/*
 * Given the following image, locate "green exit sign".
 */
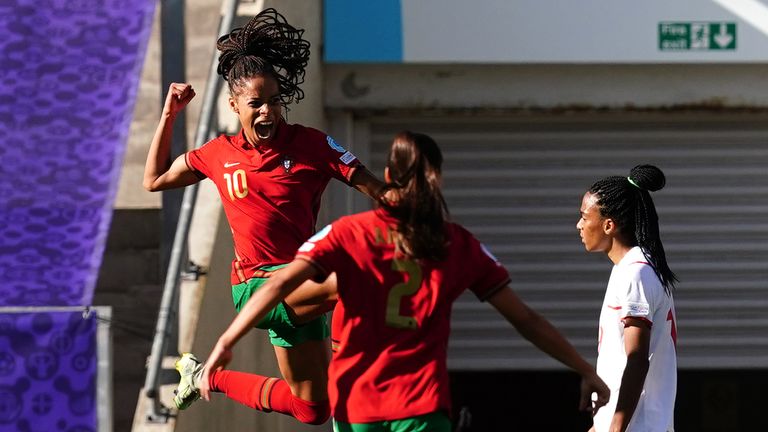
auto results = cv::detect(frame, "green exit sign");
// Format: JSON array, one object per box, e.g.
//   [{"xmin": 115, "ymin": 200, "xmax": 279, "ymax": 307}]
[{"xmin": 659, "ymin": 22, "xmax": 736, "ymax": 51}]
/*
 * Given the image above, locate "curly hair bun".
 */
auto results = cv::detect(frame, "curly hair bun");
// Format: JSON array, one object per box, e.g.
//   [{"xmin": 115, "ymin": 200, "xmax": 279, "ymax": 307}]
[{"xmin": 629, "ymin": 164, "xmax": 666, "ymax": 192}]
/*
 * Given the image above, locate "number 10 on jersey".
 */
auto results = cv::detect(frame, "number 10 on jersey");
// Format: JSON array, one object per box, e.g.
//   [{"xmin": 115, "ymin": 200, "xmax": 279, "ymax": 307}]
[{"xmin": 224, "ymin": 169, "xmax": 248, "ymax": 200}]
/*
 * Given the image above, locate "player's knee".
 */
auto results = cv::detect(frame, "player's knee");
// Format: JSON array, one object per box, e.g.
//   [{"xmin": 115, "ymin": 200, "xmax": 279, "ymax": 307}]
[
  {"xmin": 298, "ymin": 409, "xmax": 330, "ymax": 425},
  {"xmin": 291, "ymin": 396, "xmax": 330, "ymax": 425}
]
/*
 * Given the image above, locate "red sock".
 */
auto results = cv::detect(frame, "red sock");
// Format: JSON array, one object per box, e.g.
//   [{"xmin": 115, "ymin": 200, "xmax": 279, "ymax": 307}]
[
  {"xmin": 209, "ymin": 370, "xmax": 330, "ymax": 424},
  {"xmin": 209, "ymin": 369, "xmax": 279, "ymax": 411},
  {"xmin": 289, "ymin": 393, "xmax": 331, "ymax": 425}
]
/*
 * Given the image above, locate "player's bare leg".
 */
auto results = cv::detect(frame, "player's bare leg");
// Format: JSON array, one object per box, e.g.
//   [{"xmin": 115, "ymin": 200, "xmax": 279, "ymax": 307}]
[
  {"xmin": 273, "ymin": 340, "xmax": 330, "ymax": 401},
  {"xmin": 275, "ymin": 271, "xmax": 336, "ymax": 401}
]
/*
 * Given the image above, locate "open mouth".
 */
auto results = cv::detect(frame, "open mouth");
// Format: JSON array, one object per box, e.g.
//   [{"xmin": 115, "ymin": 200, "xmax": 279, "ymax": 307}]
[{"xmin": 255, "ymin": 121, "xmax": 274, "ymax": 140}]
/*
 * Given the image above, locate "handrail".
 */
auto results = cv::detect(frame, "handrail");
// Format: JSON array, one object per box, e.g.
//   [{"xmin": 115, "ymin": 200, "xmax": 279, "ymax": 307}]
[{"xmin": 143, "ymin": 0, "xmax": 242, "ymax": 422}]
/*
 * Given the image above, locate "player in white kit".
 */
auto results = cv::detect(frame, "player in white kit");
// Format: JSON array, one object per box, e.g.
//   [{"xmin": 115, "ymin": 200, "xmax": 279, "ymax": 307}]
[{"xmin": 577, "ymin": 165, "xmax": 677, "ymax": 432}]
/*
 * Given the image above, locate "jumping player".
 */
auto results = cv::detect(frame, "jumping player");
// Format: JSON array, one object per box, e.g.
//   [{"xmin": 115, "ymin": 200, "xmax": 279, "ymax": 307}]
[
  {"xmin": 143, "ymin": 9, "xmax": 382, "ymax": 424},
  {"xmin": 199, "ymin": 131, "xmax": 610, "ymax": 431},
  {"xmin": 577, "ymin": 165, "xmax": 677, "ymax": 432}
]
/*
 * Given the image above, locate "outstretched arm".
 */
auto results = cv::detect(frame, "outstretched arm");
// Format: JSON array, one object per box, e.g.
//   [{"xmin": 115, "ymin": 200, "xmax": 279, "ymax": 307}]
[
  {"xmin": 200, "ymin": 259, "xmax": 320, "ymax": 400},
  {"xmin": 143, "ymin": 82, "xmax": 201, "ymax": 191},
  {"xmin": 349, "ymin": 166, "xmax": 385, "ymax": 200},
  {"xmin": 608, "ymin": 318, "xmax": 650, "ymax": 432},
  {"xmin": 487, "ymin": 287, "xmax": 610, "ymax": 414}
]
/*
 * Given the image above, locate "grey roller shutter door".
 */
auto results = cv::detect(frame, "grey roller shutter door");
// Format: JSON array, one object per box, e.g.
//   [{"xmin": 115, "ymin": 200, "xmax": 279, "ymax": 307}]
[{"xmin": 362, "ymin": 115, "xmax": 768, "ymax": 370}]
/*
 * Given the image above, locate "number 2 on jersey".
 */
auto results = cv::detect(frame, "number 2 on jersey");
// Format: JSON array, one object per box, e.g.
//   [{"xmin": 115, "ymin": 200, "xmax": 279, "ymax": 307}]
[
  {"xmin": 224, "ymin": 169, "xmax": 248, "ymax": 200},
  {"xmin": 386, "ymin": 259, "xmax": 422, "ymax": 329}
]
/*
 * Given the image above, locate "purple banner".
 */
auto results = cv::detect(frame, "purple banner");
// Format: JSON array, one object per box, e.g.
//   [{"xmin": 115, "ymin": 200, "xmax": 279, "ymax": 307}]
[
  {"xmin": 0, "ymin": 310, "xmax": 98, "ymax": 432},
  {"xmin": 0, "ymin": 0, "xmax": 156, "ymax": 306}
]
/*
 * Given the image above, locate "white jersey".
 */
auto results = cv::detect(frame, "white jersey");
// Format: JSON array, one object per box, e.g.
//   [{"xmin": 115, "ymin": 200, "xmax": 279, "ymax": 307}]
[{"xmin": 593, "ymin": 247, "xmax": 677, "ymax": 432}]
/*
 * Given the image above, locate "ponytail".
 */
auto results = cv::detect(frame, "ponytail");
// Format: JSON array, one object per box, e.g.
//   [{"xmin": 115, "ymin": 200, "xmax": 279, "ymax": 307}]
[
  {"xmin": 590, "ymin": 164, "xmax": 678, "ymax": 293},
  {"xmin": 380, "ymin": 131, "xmax": 449, "ymax": 261}
]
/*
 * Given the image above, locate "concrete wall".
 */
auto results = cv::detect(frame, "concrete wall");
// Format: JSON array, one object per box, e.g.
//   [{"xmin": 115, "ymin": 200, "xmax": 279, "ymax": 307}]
[
  {"xmin": 117, "ymin": 0, "xmax": 221, "ymax": 210},
  {"xmin": 325, "ymin": 64, "xmax": 768, "ymax": 110},
  {"xmin": 93, "ymin": 209, "xmax": 162, "ymax": 432}
]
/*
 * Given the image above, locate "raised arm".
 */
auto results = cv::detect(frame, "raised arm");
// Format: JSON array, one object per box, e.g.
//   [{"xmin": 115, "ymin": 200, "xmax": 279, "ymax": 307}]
[
  {"xmin": 487, "ymin": 286, "xmax": 610, "ymax": 414},
  {"xmin": 143, "ymin": 83, "xmax": 201, "ymax": 191},
  {"xmin": 608, "ymin": 318, "xmax": 650, "ymax": 432},
  {"xmin": 199, "ymin": 259, "xmax": 320, "ymax": 400}
]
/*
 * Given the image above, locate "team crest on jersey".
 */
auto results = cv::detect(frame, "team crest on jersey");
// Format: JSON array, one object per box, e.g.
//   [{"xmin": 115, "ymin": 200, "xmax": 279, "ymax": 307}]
[{"xmin": 282, "ymin": 155, "xmax": 294, "ymax": 173}]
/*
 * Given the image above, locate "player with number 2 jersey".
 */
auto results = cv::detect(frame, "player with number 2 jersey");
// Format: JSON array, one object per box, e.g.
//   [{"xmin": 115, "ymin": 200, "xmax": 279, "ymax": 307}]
[
  {"xmin": 295, "ymin": 208, "xmax": 509, "ymax": 423},
  {"xmin": 201, "ymin": 131, "xmax": 609, "ymax": 431}
]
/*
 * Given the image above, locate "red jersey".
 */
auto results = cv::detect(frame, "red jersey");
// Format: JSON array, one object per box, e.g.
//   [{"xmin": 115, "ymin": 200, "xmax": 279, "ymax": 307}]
[
  {"xmin": 186, "ymin": 120, "xmax": 361, "ymax": 284},
  {"xmin": 295, "ymin": 209, "xmax": 510, "ymax": 423}
]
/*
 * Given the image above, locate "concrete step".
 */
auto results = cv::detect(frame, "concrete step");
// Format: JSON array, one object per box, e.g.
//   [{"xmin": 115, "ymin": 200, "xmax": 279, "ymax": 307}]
[{"xmin": 94, "ymin": 209, "xmax": 163, "ymax": 432}]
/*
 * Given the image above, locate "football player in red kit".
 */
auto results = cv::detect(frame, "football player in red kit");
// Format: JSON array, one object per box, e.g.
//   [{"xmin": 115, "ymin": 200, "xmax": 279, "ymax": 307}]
[
  {"xmin": 143, "ymin": 9, "xmax": 382, "ymax": 424},
  {"xmin": 199, "ymin": 131, "xmax": 609, "ymax": 431}
]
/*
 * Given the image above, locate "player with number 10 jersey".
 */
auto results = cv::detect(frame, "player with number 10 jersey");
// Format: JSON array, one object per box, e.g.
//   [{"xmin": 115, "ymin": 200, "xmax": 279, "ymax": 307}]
[{"xmin": 187, "ymin": 123, "xmax": 361, "ymax": 285}]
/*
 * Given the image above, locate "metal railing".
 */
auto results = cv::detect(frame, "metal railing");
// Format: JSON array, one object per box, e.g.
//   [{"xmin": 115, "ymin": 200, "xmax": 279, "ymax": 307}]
[{"xmin": 143, "ymin": 0, "xmax": 243, "ymax": 422}]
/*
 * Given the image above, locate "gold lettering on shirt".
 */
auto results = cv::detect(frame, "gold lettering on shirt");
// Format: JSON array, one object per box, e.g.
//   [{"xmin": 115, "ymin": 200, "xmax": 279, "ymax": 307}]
[
  {"xmin": 374, "ymin": 226, "xmax": 395, "ymax": 245},
  {"xmin": 223, "ymin": 169, "xmax": 249, "ymax": 200}
]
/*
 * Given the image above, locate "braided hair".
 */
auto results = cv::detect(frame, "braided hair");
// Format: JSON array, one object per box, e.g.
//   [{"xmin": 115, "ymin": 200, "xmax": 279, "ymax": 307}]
[
  {"xmin": 216, "ymin": 8, "xmax": 310, "ymax": 105},
  {"xmin": 379, "ymin": 131, "xmax": 450, "ymax": 261},
  {"xmin": 589, "ymin": 164, "xmax": 677, "ymax": 293}
]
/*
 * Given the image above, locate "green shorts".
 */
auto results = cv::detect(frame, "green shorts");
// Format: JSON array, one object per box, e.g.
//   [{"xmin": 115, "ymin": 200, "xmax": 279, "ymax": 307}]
[
  {"xmin": 232, "ymin": 264, "xmax": 329, "ymax": 347},
  {"xmin": 332, "ymin": 412, "xmax": 451, "ymax": 432}
]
